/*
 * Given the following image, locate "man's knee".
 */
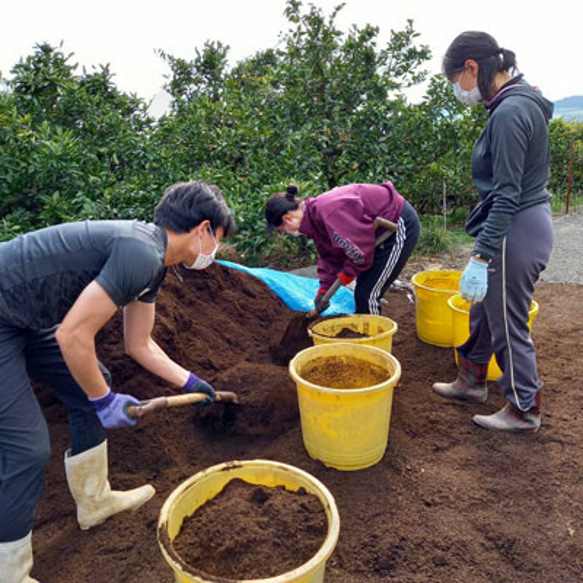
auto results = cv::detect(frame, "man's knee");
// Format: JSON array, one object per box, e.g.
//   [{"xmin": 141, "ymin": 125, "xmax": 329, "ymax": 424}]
[{"xmin": 16, "ymin": 427, "xmax": 51, "ymax": 474}]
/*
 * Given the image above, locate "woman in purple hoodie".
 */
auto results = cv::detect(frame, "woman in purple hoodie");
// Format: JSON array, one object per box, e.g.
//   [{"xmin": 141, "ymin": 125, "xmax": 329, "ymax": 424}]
[{"xmin": 265, "ymin": 182, "xmax": 420, "ymax": 315}]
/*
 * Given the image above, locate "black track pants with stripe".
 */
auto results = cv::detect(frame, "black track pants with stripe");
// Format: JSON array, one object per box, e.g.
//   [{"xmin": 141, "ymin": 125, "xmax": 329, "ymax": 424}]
[{"xmin": 354, "ymin": 201, "xmax": 420, "ymax": 315}]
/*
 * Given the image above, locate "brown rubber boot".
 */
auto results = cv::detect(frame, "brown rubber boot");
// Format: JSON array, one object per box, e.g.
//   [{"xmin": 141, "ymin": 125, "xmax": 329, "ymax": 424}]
[
  {"xmin": 473, "ymin": 393, "xmax": 541, "ymax": 433},
  {"xmin": 432, "ymin": 355, "xmax": 488, "ymax": 403}
]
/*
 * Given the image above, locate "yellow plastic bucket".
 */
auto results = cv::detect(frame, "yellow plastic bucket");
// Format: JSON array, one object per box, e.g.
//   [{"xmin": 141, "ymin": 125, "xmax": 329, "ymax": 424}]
[
  {"xmin": 158, "ymin": 459, "xmax": 340, "ymax": 583},
  {"xmin": 289, "ymin": 343, "xmax": 402, "ymax": 471},
  {"xmin": 448, "ymin": 293, "xmax": 540, "ymax": 381},
  {"xmin": 411, "ymin": 270, "xmax": 462, "ymax": 347},
  {"xmin": 308, "ymin": 314, "xmax": 398, "ymax": 353}
]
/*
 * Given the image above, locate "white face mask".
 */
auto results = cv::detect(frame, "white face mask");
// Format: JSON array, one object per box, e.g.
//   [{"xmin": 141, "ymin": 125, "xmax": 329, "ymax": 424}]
[
  {"xmin": 183, "ymin": 228, "xmax": 219, "ymax": 270},
  {"xmin": 454, "ymin": 69, "xmax": 483, "ymax": 106}
]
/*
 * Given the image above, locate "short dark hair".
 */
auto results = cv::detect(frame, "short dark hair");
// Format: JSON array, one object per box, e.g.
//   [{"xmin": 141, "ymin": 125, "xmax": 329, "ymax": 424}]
[
  {"xmin": 442, "ymin": 31, "xmax": 517, "ymax": 100},
  {"xmin": 154, "ymin": 181, "xmax": 236, "ymax": 236},
  {"xmin": 264, "ymin": 184, "xmax": 300, "ymax": 228}
]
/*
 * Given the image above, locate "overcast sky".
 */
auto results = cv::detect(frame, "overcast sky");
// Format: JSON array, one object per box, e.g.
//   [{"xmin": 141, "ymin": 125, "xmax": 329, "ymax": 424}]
[{"xmin": 2, "ymin": 0, "xmax": 582, "ymax": 107}]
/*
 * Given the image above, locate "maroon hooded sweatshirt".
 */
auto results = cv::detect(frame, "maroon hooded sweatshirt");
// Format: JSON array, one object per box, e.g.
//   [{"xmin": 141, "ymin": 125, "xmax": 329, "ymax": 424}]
[{"xmin": 298, "ymin": 182, "xmax": 404, "ymax": 291}]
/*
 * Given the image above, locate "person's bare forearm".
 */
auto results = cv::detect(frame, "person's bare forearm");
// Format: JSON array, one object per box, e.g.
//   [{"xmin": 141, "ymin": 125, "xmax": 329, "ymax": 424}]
[
  {"xmin": 127, "ymin": 337, "xmax": 189, "ymax": 387},
  {"xmin": 56, "ymin": 329, "xmax": 109, "ymax": 399}
]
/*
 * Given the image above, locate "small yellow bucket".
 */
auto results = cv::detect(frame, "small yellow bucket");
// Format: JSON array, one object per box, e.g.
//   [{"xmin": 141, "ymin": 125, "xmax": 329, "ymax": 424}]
[
  {"xmin": 158, "ymin": 460, "xmax": 340, "ymax": 583},
  {"xmin": 448, "ymin": 293, "xmax": 540, "ymax": 381},
  {"xmin": 289, "ymin": 343, "xmax": 402, "ymax": 471},
  {"xmin": 308, "ymin": 314, "xmax": 398, "ymax": 353},
  {"xmin": 411, "ymin": 270, "xmax": 462, "ymax": 347}
]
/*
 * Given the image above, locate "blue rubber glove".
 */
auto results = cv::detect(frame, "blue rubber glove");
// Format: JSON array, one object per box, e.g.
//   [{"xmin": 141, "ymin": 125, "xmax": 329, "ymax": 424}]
[
  {"xmin": 90, "ymin": 389, "xmax": 139, "ymax": 429},
  {"xmin": 183, "ymin": 372, "xmax": 216, "ymax": 407},
  {"xmin": 460, "ymin": 257, "xmax": 489, "ymax": 302}
]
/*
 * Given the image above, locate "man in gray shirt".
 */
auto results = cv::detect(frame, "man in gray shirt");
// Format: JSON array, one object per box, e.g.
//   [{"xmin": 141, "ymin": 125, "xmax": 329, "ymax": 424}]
[{"xmin": 0, "ymin": 180, "xmax": 236, "ymax": 582}]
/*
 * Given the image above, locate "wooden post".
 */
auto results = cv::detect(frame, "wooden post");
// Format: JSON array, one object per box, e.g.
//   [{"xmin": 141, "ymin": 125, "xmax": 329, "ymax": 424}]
[
  {"xmin": 566, "ymin": 139, "xmax": 574, "ymax": 214},
  {"xmin": 442, "ymin": 180, "xmax": 447, "ymax": 230}
]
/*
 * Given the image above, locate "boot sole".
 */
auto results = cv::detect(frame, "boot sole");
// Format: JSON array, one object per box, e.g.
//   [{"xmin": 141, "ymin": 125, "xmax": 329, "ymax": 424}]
[{"xmin": 472, "ymin": 416, "xmax": 541, "ymax": 432}]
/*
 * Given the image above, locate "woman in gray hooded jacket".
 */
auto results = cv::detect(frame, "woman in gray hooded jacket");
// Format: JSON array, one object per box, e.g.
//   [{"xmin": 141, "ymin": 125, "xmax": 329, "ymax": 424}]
[{"xmin": 432, "ymin": 31, "xmax": 554, "ymax": 433}]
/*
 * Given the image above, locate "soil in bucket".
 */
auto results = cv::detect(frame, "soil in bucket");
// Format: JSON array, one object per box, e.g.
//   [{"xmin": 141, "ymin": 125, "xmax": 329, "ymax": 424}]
[
  {"xmin": 171, "ymin": 478, "xmax": 328, "ymax": 579},
  {"xmin": 301, "ymin": 355, "xmax": 390, "ymax": 389},
  {"xmin": 326, "ymin": 327, "xmax": 368, "ymax": 339}
]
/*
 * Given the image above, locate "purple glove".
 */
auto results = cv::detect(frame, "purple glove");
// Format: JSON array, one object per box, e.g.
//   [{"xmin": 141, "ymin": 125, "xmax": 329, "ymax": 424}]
[
  {"xmin": 90, "ymin": 389, "xmax": 139, "ymax": 429},
  {"xmin": 183, "ymin": 372, "xmax": 216, "ymax": 407}
]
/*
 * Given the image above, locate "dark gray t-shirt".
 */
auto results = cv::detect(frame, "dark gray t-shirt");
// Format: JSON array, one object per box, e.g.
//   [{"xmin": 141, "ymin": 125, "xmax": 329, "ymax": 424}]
[{"xmin": 0, "ymin": 220, "xmax": 168, "ymax": 329}]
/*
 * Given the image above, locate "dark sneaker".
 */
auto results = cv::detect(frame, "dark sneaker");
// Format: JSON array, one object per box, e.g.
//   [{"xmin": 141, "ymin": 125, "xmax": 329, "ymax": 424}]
[{"xmin": 472, "ymin": 403, "xmax": 541, "ymax": 433}]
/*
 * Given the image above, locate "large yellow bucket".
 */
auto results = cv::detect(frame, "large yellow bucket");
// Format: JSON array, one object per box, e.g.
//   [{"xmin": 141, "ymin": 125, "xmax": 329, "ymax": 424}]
[
  {"xmin": 158, "ymin": 460, "xmax": 340, "ymax": 583},
  {"xmin": 411, "ymin": 270, "xmax": 462, "ymax": 347},
  {"xmin": 448, "ymin": 293, "xmax": 540, "ymax": 381},
  {"xmin": 289, "ymin": 343, "xmax": 402, "ymax": 471},
  {"xmin": 308, "ymin": 314, "xmax": 398, "ymax": 353}
]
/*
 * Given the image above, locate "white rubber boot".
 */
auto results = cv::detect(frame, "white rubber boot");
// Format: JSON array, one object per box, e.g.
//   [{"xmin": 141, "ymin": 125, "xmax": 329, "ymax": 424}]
[
  {"xmin": 0, "ymin": 532, "xmax": 39, "ymax": 583},
  {"xmin": 65, "ymin": 440, "xmax": 155, "ymax": 530}
]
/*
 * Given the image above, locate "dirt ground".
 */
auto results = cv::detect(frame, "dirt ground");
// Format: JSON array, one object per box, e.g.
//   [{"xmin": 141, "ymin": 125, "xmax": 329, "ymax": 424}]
[{"xmin": 32, "ymin": 262, "xmax": 583, "ymax": 582}]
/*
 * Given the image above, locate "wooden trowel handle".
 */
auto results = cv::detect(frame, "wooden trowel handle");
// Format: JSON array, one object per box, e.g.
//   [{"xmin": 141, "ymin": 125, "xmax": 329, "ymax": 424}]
[
  {"xmin": 374, "ymin": 217, "xmax": 398, "ymax": 232},
  {"xmin": 166, "ymin": 391, "xmax": 239, "ymax": 405},
  {"xmin": 126, "ymin": 391, "xmax": 239, "ymax": 419},
  {"xmin": 374, "ymin": 217, "xmax": 398, "ymax": 247}
]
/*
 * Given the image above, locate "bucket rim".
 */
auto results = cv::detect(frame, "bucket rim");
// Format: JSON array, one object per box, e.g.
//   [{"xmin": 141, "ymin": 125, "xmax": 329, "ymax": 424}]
[
  {"xmin": 411, "ymin": 269, "xmax": 461, "ymax": 293},
  {"xmin": 158, "ymin": 459, "xmax": 341, "ymax": 583},
  {"xmin": 447, "ymin": 293, "xmax": 540, "ymax": 316},
  {"xmin": 447, "ymin": 293, "xmax": 472, "ymax": 315},
  {"xmin": 308, "ymin": 314, "xmax": 398, "ymax": 343},
  {"xmin": 289, "ymin": 342, "xmax": 402, "ymax": 395}
]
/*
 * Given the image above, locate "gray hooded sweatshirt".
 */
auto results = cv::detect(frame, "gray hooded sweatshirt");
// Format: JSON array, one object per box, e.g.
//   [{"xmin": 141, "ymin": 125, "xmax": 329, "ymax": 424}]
[{"xmin": 466, "ymin": 75, "xmax": 554, "ymax": 260}]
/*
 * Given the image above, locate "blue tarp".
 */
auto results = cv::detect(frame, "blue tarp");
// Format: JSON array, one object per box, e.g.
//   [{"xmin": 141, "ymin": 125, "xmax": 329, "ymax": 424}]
[{"xmin": 218, "ymin": 260, "xmax": 355, "ymax": 315}]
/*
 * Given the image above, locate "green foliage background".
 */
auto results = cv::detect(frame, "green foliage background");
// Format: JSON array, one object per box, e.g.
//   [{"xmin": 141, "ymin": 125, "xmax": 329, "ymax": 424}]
[{"xmin": 1, "ymin": 1, "xmax": 581, "ymax": 264}]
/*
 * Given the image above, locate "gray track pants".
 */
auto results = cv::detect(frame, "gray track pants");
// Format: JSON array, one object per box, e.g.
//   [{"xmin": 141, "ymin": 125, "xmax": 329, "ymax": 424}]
[{"xmin": 457, "ymin": 202, "xmax": 554, "ymax": 410}]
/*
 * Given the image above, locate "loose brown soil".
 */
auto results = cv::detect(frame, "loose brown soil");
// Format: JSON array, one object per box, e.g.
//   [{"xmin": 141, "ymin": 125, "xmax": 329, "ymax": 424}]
[
  {"xmin": 269, "ymin": 311, "xmax": 315, "ymax": 365},
  {"xmin": 31, "ymin": 263, "xmax": 583, "ymax": 582},
  {"xmin": 301, "ymin": 356, "xmax": 390, "ymax": 388},
  {"xmin": 172, "ymin": 479, "xmax": 327, "ymax": 579}
]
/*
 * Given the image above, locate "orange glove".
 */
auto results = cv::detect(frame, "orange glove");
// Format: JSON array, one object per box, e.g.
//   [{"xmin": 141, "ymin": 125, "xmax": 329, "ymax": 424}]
[{"xmin": 337, "ymin": 272, "xmax": 355, "ymax": 286}]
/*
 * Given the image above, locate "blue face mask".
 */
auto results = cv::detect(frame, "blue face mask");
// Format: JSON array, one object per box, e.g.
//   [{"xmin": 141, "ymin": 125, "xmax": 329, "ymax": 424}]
[{"xmin": 454, "ymin": 69, "xmax": 483, "ymax": 106}]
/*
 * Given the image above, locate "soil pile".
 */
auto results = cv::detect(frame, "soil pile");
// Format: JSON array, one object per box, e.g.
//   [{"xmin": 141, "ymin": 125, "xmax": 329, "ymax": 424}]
[
  {"xmin": 172, "ymin": 479, "xmax": 327, "ymax": 579},
  {"xmin": 31, "ymin": 264, "xmax": 583, "ymax": 583},
  {"xmin": 97, "ymin": 264, "xmax": 300, "ymax": 438}
]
